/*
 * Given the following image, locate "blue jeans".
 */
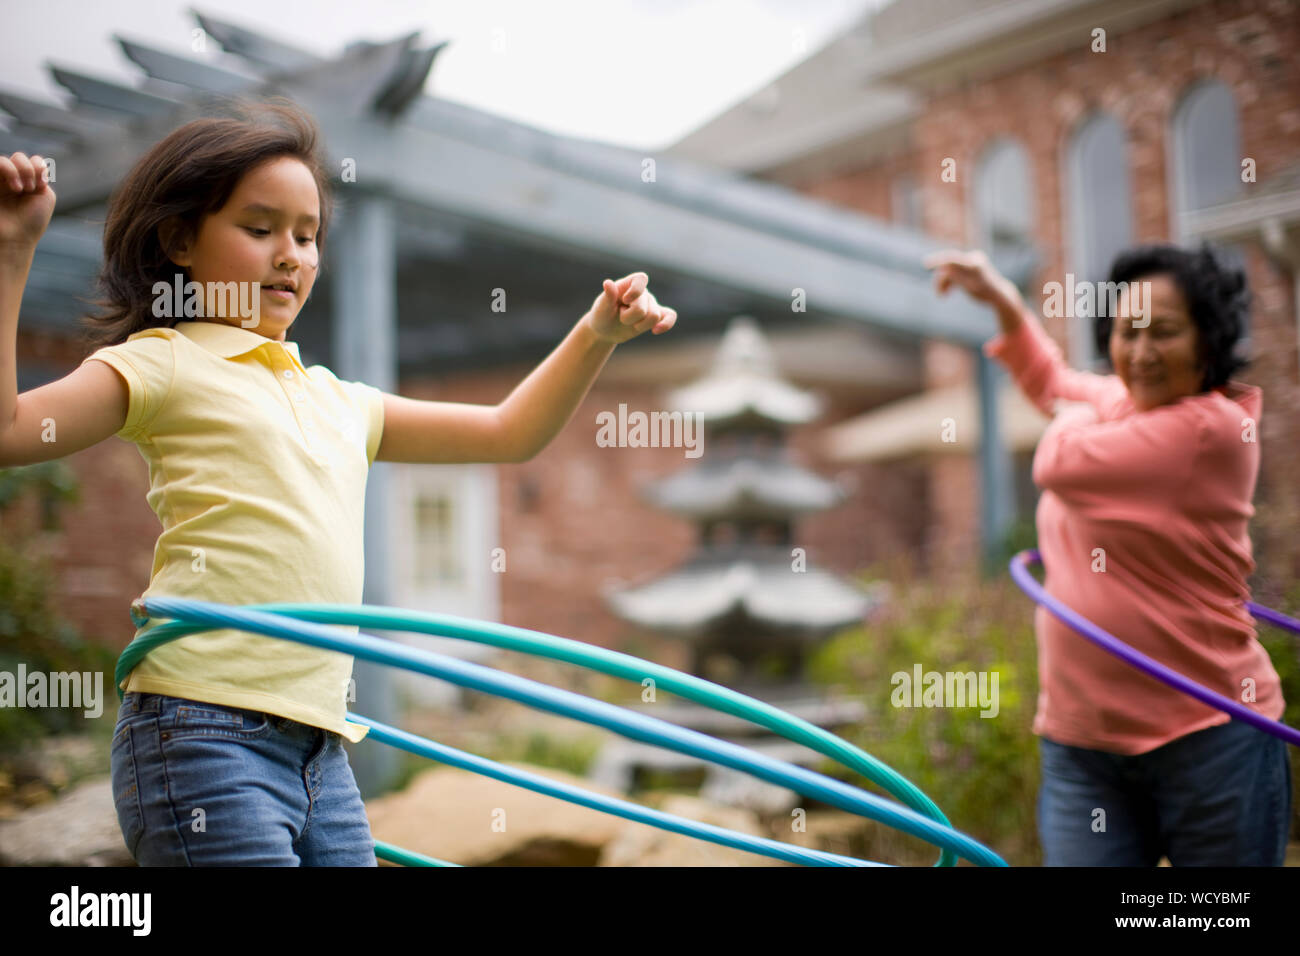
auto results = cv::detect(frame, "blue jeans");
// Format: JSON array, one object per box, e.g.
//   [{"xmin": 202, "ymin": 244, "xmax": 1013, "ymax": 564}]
[
  {"xmin": 1037, "ymin": 719, "xmax": 1292, "ymax": 866},
  {"xmin": 111, "ymin": 692, "xmax": 377, "ymax": 866}
]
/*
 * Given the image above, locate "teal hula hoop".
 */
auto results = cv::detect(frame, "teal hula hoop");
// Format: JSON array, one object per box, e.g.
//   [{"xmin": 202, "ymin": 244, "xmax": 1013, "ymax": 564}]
[{"xmin": 116, "ymin": 597, "xmax": 1008, "ymax": 867}]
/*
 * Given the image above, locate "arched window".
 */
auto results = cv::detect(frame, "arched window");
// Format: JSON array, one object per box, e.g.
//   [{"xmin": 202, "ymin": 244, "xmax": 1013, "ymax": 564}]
[
  {"xmin": 972, "ymin": 138, "xmax": 1036, "ymax": 292},
  {"xmin": 1171, "ymin": 79, "xmax": 1243, "ymax": 233},
  {"xmin": 1065, "ymin": 113, "xmax": 1134, "ymax": 368},
  {"xmin": 1169, "ymin": 78, "xmax": 1248, "ymax": 341}
]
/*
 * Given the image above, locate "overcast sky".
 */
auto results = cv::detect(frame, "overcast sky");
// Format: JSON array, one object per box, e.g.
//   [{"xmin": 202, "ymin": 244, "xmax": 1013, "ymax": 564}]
[{"xmin": 0, "ymin": 0, "xmax": 883, "ymax": 149}]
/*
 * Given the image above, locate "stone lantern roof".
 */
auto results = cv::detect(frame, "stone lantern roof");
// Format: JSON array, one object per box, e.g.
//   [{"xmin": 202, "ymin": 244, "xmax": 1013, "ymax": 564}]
[
  {"xmin": 604, "ymin": 545, "xmax": 873, "ymax": 636},
  {"xmin": 645, "ymin": 451, "xmax": 846, "ymax": 522},
  {"xmin": 666, "ymin": 317, "xmax": 822, "ymax": 428}
]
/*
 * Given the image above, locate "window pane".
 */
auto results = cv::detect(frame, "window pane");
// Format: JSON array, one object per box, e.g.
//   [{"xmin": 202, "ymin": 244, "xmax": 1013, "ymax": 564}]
[
  {"xmin": 1175, "ymin": 81, "xmax": 1242, "ymax": 213},
  {"xmin": 415, "ymin": 493, "xmax": 462, "ymax": 587},
  {"xmin": 974, "ymin": 139, "xmax": 1036, "ymax": 288},
  {"xmin": 976, "ymin": 140, "xmax": 1033, "ymax": 246},
  {"xmin": 1067, "ymin": 114, "xmax": 1134, "ymax": 366}
]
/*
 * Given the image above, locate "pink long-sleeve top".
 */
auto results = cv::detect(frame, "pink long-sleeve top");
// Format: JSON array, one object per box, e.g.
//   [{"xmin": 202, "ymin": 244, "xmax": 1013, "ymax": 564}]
[{"xmin": 983, "ymin": 311, "xmax": 1284, "ymax": 755}]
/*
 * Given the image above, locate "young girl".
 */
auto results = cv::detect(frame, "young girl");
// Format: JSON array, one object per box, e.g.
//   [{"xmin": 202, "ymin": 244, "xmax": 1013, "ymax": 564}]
[{"xmin": 0, "ymin": 99, "xmax": 677, "ymax": 866}]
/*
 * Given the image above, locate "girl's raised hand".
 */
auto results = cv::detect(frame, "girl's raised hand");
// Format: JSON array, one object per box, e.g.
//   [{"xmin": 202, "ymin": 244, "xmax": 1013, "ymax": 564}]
[
  {"xmin": 585, "ymin": 271, "xmax": 678, "ymax": 345},
  {"xmin": 0, "ymin": 152, "xmax": 56, "ymax": 252}
]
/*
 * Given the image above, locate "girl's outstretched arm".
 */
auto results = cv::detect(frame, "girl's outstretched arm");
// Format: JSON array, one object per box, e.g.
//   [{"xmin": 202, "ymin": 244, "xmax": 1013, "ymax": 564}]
[
  {"xmin": 374, "ymin": 272, "xmax": 676, "ymax": 464},
  {"xmin": 0, "ymin": 153, "xmax": 129, "ymax": 468}
]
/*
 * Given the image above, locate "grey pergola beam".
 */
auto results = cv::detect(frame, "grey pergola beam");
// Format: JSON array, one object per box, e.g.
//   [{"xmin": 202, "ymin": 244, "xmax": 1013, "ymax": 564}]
[
  {"xmin": 39, "ymin": 28, "xmax": 429, "ymax": 207},
  {"xmin": 49, "ymin": 65, "xmax": 182, "ymax": 118},
  {"xmin": 27, "ymin": 218, "xmax": 102, "ymax": 260},
  {"xmin": 976, "ymin": 352, "xmax": 1015, "ymax": 569},
  {"xmin": 0, "ymin": 127, "xmax": 70, "ymax": 156},
  {"xmin": 329, "ymin": 195, "xmax": 400, "ymax": 796},
  {"xmin": 257, "ymin": 33, "xmax": 434, "ymax": 117},
  {"xmin": 406, "ymin": 97, "xmax": 944, "ymax": 280},
  {"xmin": 193, "ymin": 12, "xmax": 323, "ymax": 71},
  {"xmin": 370, "ymin": 39, "xmax": 448, "ymax": 117},
  {"xmin": 116, "ymin": 36, "xmax": 263, "ymax": 95},
  {"xmin": 306, "ymin": 112, "xmax": 997, "ymax": 345},
  {"xmin": 0, "ymin": 90, "xmax": 121, "ymax": 140}
]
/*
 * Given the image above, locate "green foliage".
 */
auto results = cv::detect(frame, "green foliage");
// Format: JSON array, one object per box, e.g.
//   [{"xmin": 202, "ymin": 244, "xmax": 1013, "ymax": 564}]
[
  {"xmin": 383, "ymin": 728, "xmax": 602, "ymax": 797},
  {"xmin": 981, "ymin": 516, "xmax": 1040, "ymax": 578},
  {"xmin": 1256, "ymin": 582, "xmax": 1300, "ymax": 840},
  {"xmin": 499, "ymin": 730, "xmax": 601, "ymax": 778},
  {"xmin": 0, "ymin": 464, "xmax": 114, "ymax": 754},
  {"xmin": 0, "ymin": 460, "xmax": 79, "ymax": 525},
  {"xmin": 382, "ymin": 747, "xmax": 430, "ymax": 796},
  {"xmin": 807, "ymin": 574, "xmax": 1043, "ymax": 865}
]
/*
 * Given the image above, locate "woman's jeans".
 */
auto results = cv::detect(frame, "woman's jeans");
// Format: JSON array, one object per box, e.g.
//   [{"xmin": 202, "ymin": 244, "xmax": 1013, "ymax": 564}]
[
  {"xmin": 1038, "ymin": 719, "xmax": 1292, "ymax": 866},
  {"xmin": 111, "ymin": 691, "xmax": 377, "ymax": 866}
]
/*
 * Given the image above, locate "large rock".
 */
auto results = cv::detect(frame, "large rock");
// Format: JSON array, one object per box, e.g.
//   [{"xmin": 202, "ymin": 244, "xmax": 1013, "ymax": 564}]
[
  {"xmin": 365, "ymin": 763, "xmax": 629, "ymax": 866},
  {"xmin": 782, "ymin": 808, "xmax": 950, "ymax": 866},
  {"xmin": 600, "ymin": 794, "xmax": 786, "ymax": 866},
  {"xmin": 0, "ymin": 777, "xmax": 134, "ymax": 867}
]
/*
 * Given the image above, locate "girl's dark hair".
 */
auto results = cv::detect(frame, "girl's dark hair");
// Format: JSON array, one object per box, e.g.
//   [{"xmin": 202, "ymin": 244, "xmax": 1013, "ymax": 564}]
[
  {"xmin": 1093, "ymin": 241, "xmax": 1250, "ymax": 391},
  {"xmin": 80, "ymin": 97, "xmax": 334, "ymax": 351}
]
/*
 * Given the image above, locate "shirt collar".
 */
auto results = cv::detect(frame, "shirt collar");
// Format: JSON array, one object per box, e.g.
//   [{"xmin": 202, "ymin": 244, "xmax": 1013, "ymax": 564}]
[{"xmin": 173, "ymin": 321, "xmax": 309, "ymax": 377}]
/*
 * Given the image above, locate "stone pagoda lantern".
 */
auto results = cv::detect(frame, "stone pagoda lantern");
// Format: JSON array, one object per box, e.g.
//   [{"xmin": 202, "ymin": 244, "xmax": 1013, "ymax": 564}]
[{"xmin": 604, "ymin": 316, "xmax": 875, "ymax": 688}]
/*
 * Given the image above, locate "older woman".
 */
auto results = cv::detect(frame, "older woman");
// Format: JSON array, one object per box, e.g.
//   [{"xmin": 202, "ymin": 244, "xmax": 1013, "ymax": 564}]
[{"xmin": 926, "ymin": 243, "xmax": 1290, "ymax": 866}]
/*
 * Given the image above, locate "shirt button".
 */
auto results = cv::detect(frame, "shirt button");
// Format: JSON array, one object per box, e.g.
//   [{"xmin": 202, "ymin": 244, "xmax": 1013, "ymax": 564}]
[
  {"xmin": 294, "ymin": 391, "xmax": 306, "ymax": 402},
  {"xmin": 282, "ymin": 370, "xmax": 294, "ymax": 379}
]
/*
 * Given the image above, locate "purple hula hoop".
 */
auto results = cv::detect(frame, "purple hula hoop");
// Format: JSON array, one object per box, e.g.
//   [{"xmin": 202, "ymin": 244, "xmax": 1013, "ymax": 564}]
[{"xmin": 1009, "ymin": 548, "xmax": 1300, "ymax": 748}]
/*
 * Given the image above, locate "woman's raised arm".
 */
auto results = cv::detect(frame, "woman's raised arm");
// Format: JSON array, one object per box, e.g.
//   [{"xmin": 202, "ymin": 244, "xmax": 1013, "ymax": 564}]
[{"xmin": 924, "ymin": 249, "xmax": 1118, "ymax": 416}]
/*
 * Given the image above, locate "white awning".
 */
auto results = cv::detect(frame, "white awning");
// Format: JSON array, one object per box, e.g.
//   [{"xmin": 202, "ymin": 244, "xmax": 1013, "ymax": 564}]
[{"xmin": 822, "ymin": 384, "xmax": 1049, "ymax": 461}]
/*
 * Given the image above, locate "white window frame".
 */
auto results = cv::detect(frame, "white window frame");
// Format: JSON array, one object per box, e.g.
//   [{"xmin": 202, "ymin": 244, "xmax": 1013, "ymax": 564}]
[{"xmin": 389, "ymin": 463, "xmax": 502, "ymax": 706}]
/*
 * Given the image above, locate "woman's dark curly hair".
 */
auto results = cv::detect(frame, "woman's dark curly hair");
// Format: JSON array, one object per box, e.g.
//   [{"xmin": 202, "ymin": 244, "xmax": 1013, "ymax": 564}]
[{"xmin": 1093, "ymin": 241, "xmax": 1250, "ymax": 391}]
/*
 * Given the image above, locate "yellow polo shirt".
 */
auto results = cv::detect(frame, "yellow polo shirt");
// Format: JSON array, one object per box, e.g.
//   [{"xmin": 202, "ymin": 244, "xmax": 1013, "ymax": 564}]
[{"xmin": 82, "ymin": 320, "xmax": 385, "ymax": 742}]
